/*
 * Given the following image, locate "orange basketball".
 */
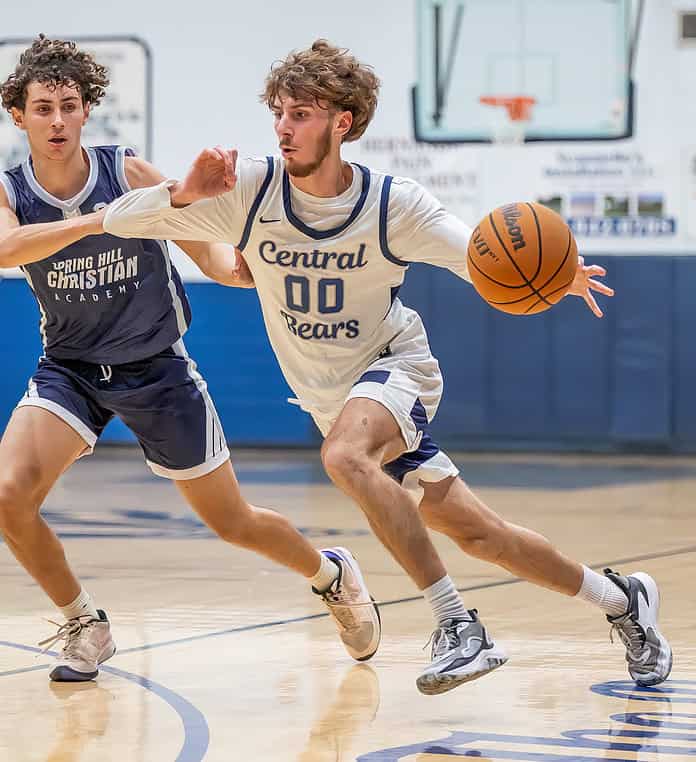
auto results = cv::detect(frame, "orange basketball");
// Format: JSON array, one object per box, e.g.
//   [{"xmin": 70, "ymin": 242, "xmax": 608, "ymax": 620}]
[{"xmin": 466, "ymin": 202, "xmax": 578, "ymax": 315}]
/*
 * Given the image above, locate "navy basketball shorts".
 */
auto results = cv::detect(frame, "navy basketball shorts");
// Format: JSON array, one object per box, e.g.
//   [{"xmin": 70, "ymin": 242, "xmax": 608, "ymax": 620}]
[{"xmin": 16, "ymin": 339, "xmax": 229, "ymax": 480}]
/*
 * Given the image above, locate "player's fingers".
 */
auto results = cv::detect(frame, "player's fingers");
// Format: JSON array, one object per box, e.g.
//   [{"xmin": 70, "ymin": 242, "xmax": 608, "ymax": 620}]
[
  {"xmin": 584, "ymin": 265, "xmax": 606, "ymax": 277},
  {"xmin": 584, "ymin": 291, "xmax": 603, "ymax": 318},
  {"xmin": 577, "ymin": 255, "xmax": 585, "ymax": 267},
  {"xmin": 588, "ymin": 279, "xmax": 614, "ymax": 296}
]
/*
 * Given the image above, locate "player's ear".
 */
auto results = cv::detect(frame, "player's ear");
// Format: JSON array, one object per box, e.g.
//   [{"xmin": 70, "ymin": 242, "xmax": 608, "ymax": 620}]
[
  {"xmin": 335, "ymin": 110, "xmax": 353, "ymax": 140},
  {"xmin": 82, "ymin": 101, "xmax": 90, "ymax": 126},
  {"xmin": 11, "ymin": 106, "xmax": 25, "ymax": 131}
]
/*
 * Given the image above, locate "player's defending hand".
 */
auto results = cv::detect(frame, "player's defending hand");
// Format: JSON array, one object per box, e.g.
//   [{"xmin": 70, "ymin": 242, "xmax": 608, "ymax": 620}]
[
  {"xmin": 566, "ymin": 255, "xmax": 615, "ymax": 318},
  {"xmin": 169, "ymin": 147, "xmax": 237, "ymax": 208}
]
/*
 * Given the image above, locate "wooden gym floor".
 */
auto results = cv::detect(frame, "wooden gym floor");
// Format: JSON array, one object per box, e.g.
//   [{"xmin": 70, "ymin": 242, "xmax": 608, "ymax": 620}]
[{"xmin": 0, "ymin": 447, "xmax": 694, "ymax": 761}]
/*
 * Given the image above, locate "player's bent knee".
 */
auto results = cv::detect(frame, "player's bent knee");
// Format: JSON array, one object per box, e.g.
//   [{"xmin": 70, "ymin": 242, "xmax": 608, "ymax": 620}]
[
  {"xmin": 321, "ymin": 440, "xmax": 374, "ymax": 487},
  {"xmin": 0, "ymin": 477, "xmax": 42, "ymax": 533}
]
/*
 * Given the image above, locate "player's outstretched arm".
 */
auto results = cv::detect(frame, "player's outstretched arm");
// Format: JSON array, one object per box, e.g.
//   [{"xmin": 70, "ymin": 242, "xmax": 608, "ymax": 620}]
[
  {"xmin": 123, "ymin": 155, "xmax": 252, "ymax": 287},
  {"xmin": 168, "ymin": 147, "xmax": 237, "ymax": 207},
  {"xmin": 0, "ymin": 184, "xmax": 103, "ymax": 269},
  {"xmin": 104, "ymin": 149, "xmax": 242, "ymax": 245},
  {"xmin": 564, "ymin": 255, "xmax": 614, "ymax": 318}
]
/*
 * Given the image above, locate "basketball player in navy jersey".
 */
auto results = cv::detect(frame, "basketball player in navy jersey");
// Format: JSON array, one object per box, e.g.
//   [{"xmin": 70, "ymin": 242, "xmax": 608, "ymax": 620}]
[
  {"xmin": 0, "ymin": 36, "xmax": 381, "ymax": 683},
  {"xmin": 104, "ymin": 40, "xmax": 673, "ymax": 695}
]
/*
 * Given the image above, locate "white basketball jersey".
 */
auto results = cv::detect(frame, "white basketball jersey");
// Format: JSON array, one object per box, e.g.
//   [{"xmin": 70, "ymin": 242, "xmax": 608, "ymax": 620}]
[{"xmin": 104, "ymin": 156, "xmax": 473, "ymax": 411}]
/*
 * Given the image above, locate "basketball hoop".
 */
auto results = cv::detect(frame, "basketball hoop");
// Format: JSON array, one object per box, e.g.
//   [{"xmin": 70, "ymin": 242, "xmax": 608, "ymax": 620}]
[{"xmin": 479, "ymin": 95, "xmax": 536, "ymax": 145}]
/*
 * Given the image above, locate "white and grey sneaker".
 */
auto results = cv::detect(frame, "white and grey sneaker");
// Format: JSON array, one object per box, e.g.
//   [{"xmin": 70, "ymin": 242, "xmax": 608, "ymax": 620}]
[
  {"xmin": 315, "ymin": 547, "xmax": 381, "ymax": 662},
  {"xmin": 40, "ymin": 610, "xmax": 116, "ymax": 682},
  {"xmin": 604, "ymin": 569, "xmax": 673, "ymax": 686},
  {"xmin": 416, "ymin": 610, "xmax": 507, "ymax": 695}
]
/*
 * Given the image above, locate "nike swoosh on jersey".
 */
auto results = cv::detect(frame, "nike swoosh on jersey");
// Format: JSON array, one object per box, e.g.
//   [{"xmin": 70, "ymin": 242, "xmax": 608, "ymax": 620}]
[{"xmin": 259, "ymin": 216, "xmax": 281, "ymax": 223}]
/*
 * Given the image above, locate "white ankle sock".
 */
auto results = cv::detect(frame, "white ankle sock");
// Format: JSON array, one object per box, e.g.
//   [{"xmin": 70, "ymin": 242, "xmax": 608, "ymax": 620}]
[
  {"xmin": 310, "ymin": 552, "xmax": 340, "ymax": 593},
  {"xmin": 60, "ymin": 588, "xmax": 99, "ymax": 621},
  {"xmin": 423, "ymin": 575, "xmax": 470, "ymax": 627},
  {"xmin": 576, "ymin": 565, "xmax": 629, "ymax": 616}
]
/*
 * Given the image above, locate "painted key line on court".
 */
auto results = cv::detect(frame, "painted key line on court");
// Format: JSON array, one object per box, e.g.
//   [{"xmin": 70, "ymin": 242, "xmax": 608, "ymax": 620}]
[
  {"xmin": 360, "ymin": 681, "xmax": 696, "ymax": 761},
  {"xmin": 0, "ymin": 639, "xmax": 210, "ymax": 762},
  {"xmin": 1, "ymin": 543, "xmax": 694, "ymax": 676}
]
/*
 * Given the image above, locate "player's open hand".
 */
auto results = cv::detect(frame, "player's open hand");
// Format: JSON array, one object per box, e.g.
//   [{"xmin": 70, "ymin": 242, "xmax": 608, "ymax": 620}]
[
  {"xmin": 171, "ymin": 147, "xmax": 237, "ymax": 207},
  {"xmin": 566, "ymin": 255, "xmax": 614, "ymax": 318}
]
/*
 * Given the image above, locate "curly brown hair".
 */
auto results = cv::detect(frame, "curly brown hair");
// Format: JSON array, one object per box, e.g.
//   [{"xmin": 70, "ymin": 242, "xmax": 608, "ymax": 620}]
[
  {"xmin": 1, "ymin": 34, "xmax": 109, "ymax": 112},
  {"xmin": 261, "ymin": 40, "xmax": 380, "ymax": 142}
]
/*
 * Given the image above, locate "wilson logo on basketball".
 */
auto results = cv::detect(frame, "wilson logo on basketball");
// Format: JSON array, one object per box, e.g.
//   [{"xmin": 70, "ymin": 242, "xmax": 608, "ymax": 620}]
[{"xmin": 501, "ymin": 203, "xmax": 526, "ymax": 250}]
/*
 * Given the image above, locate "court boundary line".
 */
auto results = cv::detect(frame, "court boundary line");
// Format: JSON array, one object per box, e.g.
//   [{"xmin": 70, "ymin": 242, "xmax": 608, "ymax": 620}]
[
  {"xmin": 1, "ymin": 543, "xmax": 693, "ymax": 671},
  {"xmin": 116, "ymin": 543, "xmax": 696, "ymax": 654},
  {"xmin": 0, "ymin": 640, "xmax": 209, "ymax": 762}
]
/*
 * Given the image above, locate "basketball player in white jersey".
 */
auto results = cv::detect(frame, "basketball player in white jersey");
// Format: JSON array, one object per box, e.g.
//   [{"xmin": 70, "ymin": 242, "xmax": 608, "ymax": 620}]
[
  {"xmin": 0, "ymin": 36, "xmax": 380, "ymax": 684},
  {"xmin": 103, "ymin": 40, "xmax": 672, "ymax": 693}
]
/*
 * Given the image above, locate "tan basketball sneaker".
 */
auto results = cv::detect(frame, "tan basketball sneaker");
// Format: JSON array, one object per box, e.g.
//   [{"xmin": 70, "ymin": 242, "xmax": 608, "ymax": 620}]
[
  {"xmin": 314, "ymin": 547, "xmax": 381, "ymax": 661},
  {"xmin": 39, "ymin": 610, "xmax": 116, "ymax": 682}
]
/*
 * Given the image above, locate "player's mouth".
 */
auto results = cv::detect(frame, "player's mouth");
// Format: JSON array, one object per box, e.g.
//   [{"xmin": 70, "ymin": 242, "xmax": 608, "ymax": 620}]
[
  {"xmin": 280, "ymin": 145, "xmax": 297, "ymax": 157},
  {"xmin": 48, "ymin": 136, "xmax": 68, "ymax": 145}
]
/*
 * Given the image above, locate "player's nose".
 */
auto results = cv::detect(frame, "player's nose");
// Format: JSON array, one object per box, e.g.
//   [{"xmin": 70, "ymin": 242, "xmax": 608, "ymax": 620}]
[{"xmin": 275, "ymin": 114, "xmax": 292, "ymax": 136}]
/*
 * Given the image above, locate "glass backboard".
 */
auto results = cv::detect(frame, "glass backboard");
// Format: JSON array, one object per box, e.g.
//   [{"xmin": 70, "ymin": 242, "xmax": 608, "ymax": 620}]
[{"xmin": 412, "ymin": 0, "xmax": 643, "ymax": 143}]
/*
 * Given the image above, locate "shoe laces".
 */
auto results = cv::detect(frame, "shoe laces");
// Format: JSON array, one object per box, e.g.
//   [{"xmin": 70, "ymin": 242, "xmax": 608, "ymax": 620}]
[
  {"xmin": 321, "ymin": 584, "xmax": 362, "ymax": 631},
  {"xmin": 609, "ymin": 615, "xmax": 649, "ymax": 662},
  {"xmin": 38, "ymin": 616, "xmax": 94, "ymax": 657},
  {"xmin": 423, "ymin": 619, "xmax": 470, "ymax": 659}
]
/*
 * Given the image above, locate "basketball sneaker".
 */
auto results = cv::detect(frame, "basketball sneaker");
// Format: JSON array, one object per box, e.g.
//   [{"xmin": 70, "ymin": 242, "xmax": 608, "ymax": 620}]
[
  {"xmin": 416, "ymin": 610, "xmax": 507, "ymax": 695},
  {"xmin": 314, "ymin": 547, "xmax": 381, "ymax": 662},
  {"xmin": 604, "ymin": 569, "xmax": 672, "ymax": 686},
  {"xmin": 39, "ymin": 610, "xmax": 116, "ymax": 682}
]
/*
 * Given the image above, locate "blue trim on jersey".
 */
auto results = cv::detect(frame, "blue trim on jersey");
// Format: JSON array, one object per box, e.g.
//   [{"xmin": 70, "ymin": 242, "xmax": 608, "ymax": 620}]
[
  {"xmin": 282, "ymin": 163, "xmax": 371, "ymax": 240},
  {"xmin": 22, "ymin": 148, "xmax": 99, "ymax": 213},
  {"xmin": 7, "ymin": 145, "xmax": 191, "ymax": 364},
  {"xmin": 0, "ymin": 172, "xmax": 16, "ymax": 212},
  {"xmin": 383, "ymin": 398, "xmax": 440, "ymax": 483},
  {"xmin": 355, "ymin": 370, "xmax": 391, "ymax": 385},
  {"xmin": 115, "ymin": 146, "xmax": 135, "ymax": 194},
  {"xmin": 237, "ymin": 156, "xmax": 275, "ymax": 252},
  {"xmin": 378, "ymin": 176, "xmax": 409, "ymax": 267}
]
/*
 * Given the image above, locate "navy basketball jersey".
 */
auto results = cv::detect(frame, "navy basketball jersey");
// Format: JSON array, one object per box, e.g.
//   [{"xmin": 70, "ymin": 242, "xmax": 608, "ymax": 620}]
[{"xmin": 0, "ymin": 146, "xmax": 191, "ymax": 364}]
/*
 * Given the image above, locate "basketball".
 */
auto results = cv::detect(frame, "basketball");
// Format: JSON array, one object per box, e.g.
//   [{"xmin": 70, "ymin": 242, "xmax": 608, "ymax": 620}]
[{"xmin": 466, "ymin": 202, "xmax": 578, "ymax": 315}]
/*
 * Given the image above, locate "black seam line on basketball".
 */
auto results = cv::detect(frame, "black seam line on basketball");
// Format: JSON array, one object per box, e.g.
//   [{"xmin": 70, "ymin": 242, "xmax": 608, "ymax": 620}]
[
  {"xmin": 488, "ymin": 274, "xmax": 573, "ymax": 305},
  {"xmin": 473, "ymin": 214, "xmax": 572, "ymax": 298},
  {"xmin": 534, "ymin": 223, "xmax": 572, "ymax": 294},
  {"xmin": 525, "ymin": 201, "xmax": 544, "ymax": 284},
  {"xmin": 487, "ymin": 229, "xmax": 573, "ymax": 306},
  {"xmin": 489, "ymin": 211, "xmax": 550, "ymax": 305},
  {"xmin": 467, "ymin": 249, "xmax": 534, "ymax": 290},
  {"xmin": 523, "ymin": 277, "xmax": 575, "ymax": 314},
  {"xmin": 64, "ymin": 543, "xmax": 696, "ymax": 658}
]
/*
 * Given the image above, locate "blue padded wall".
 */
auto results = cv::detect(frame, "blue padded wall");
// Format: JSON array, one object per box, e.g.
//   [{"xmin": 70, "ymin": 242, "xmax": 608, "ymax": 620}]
[{"xmin": 2, "ymin": 256, "xmax": 696, "ymax": 452}]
